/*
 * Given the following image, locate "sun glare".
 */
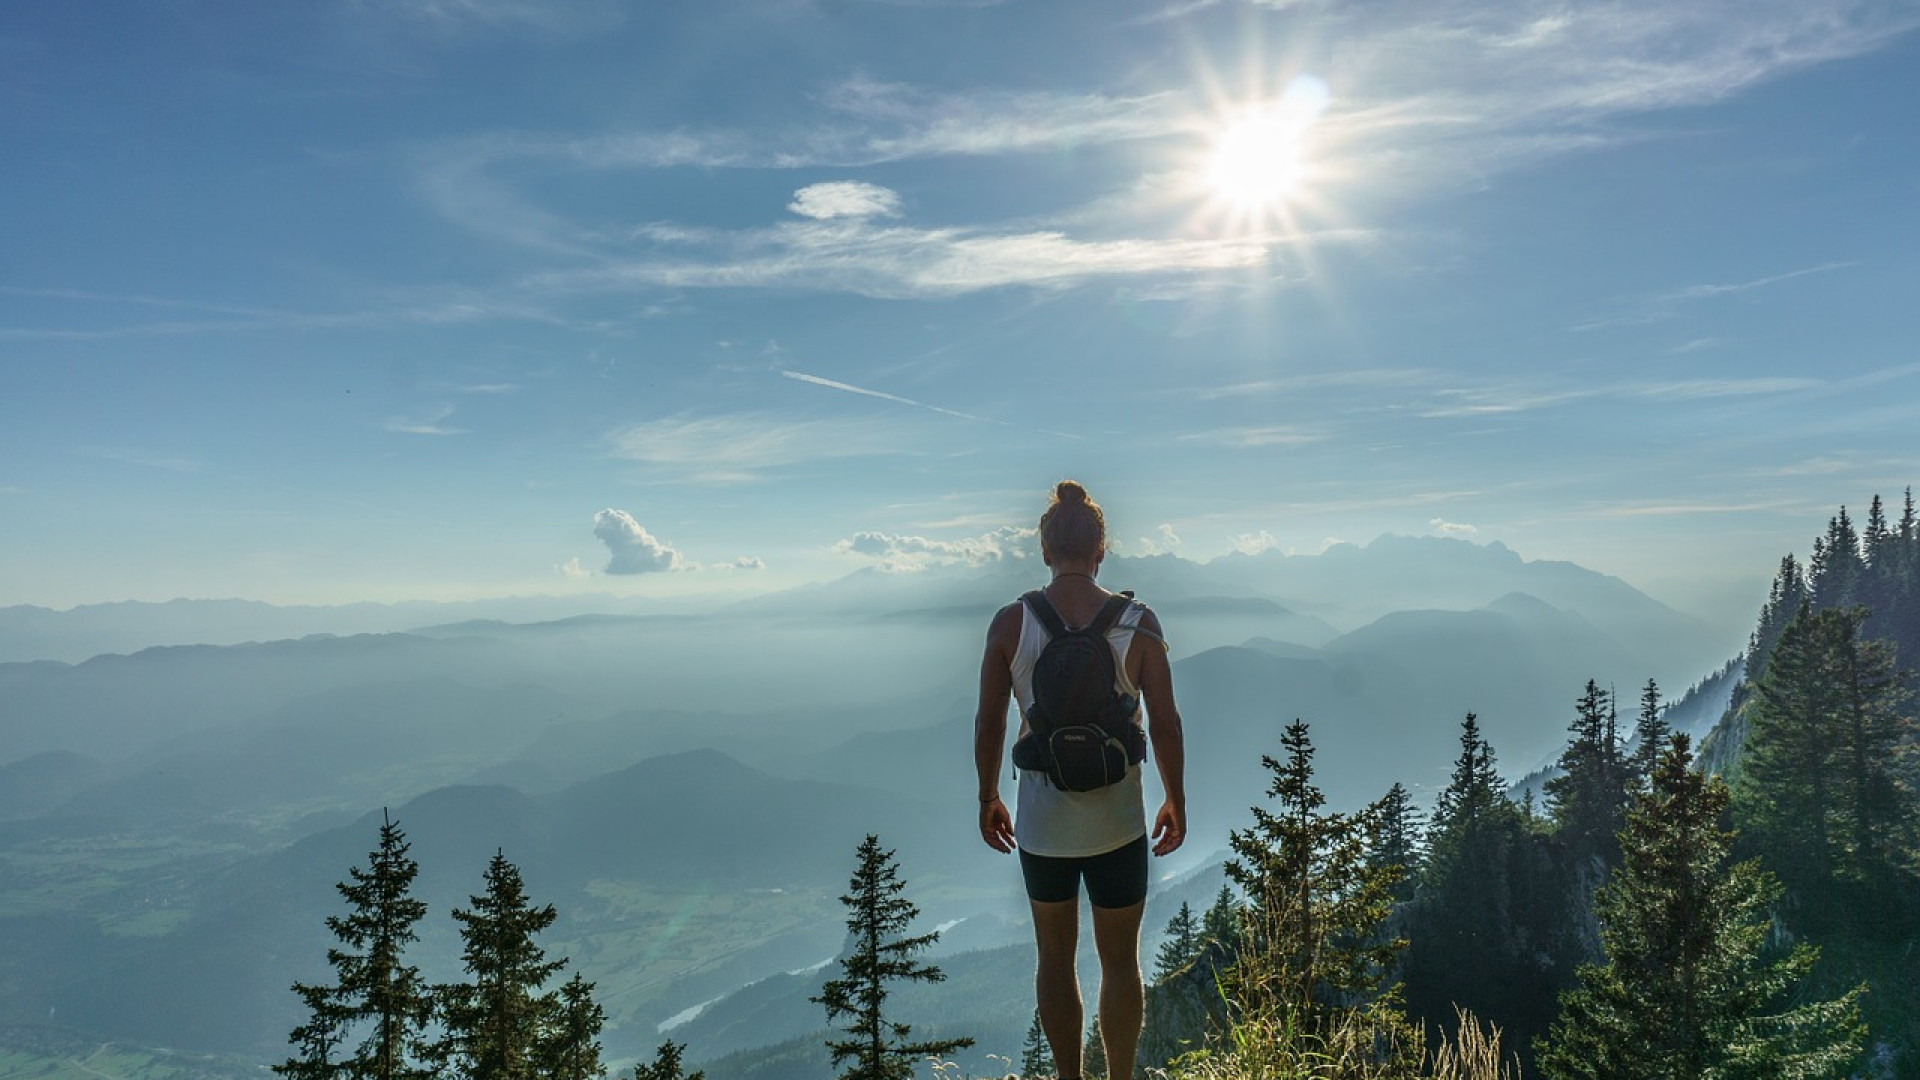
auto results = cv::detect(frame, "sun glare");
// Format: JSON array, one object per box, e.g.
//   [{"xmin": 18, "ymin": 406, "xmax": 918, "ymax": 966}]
[
  {"xmin": 1196, "ymin": 75, "xmax": 1333, "ymax": 233},
  {"xmin": 1208, "ymin": 110, "xmax": 1308, "ymax": 206}
]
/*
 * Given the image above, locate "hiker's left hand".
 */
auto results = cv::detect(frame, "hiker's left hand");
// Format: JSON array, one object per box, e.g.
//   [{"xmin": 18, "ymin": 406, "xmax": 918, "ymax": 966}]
[{"xmin": 1151, "ymin": 799, "xmax": 1186, "ymax": 856}]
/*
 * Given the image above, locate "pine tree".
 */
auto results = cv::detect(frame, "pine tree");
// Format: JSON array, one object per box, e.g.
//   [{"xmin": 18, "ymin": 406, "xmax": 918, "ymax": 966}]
[
  {"xmin": 812, "ymin": 834, "xmax": 972, "ymax": 1080},
  {"xmin": 1019, "ymin": 1009, "xmax": 1051, "ymax": 1079},
  {"xmin": 542, "ymin": 973, "xmax": 606, "ymax": 1080},
  {"xmin": 1406, "ymin": 714, "xmax": 1552, "ymax": 1049},
  {"xmin": 1200, "ymin": 883, "xmax": 1239, "ymax": 951},
  {"xmin": 1627, "ymin": 679, "xmax": 1668, "ymax": 788},
  {"xmin": 1744, "ymin": 554, "xmax": 1810, "ymax": 694},
  {"xmin": 632, "ymin": 1040, "xmax": 704, "ymax": 1080},
  {"xmin": 1082, "ymin": 1016, "xmax": 1107, "ymax": 1080},
  {"xmin": 1223, "ymin": 720, "xmax": 1413, "ymax": 1060},
  {"xmin": 433, "ymin": 850, "xmax": 568, "ymax": 1080},
  {"xmin": 1537, "ymin": 735, "xmax": 1865, "ymax": 1080},
  {"xmin": 1737, "ymin": 604, "xmax": 1917, "ymax": 906},
  {"xmin": 275, "ymin": 810, "xmax": 431, "ymax": 1080},
  {"xmin": 1543, "ymin": 680, "xmax": 1631, "ymax": 866},
  {"xmin": 1368, "ymin": 782, "xmax": 1422, "ymax": 902},
  {"xmin": 1153, "ymin": 901, "xmax": 1201, "ymax": 981}
]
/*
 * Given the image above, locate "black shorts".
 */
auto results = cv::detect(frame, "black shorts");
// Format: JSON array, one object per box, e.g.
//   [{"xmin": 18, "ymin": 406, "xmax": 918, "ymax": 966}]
[{"xmin": 1019, "ymin": 834, "xmax": 1149, "ymax": 909}]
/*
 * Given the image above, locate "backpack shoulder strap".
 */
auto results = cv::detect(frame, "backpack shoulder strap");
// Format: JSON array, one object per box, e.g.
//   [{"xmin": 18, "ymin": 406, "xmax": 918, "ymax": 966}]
[
  {"xmin": 1020, "ymin": 590, "xmax": 1070, "ymax": 639},
  {"xmin": 1087, "ymin": 590, "xmax": 1136, "ymax": 638}
]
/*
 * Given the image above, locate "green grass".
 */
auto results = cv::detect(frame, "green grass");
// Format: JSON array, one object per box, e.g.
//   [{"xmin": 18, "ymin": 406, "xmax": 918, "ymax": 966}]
[
  {"xmin": 565, "ymin": 879, "xmax": 843, "ymax": 1021},
  {"xmin": 0, "ymin": 1034, "xmax": 258, "ymax": 1080}
]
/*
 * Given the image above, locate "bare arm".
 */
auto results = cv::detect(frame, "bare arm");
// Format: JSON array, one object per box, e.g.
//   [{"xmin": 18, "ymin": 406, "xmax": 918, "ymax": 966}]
[
  {"xmin": 1132, "ymin": 607, "xmax": 1186, "ymax": 856},
  {"xmin": 974, "ymin": 602, "xmax": 1022, "ymax": 853}
]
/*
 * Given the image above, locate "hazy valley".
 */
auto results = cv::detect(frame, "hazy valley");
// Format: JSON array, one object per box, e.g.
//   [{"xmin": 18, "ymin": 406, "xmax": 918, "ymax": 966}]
[{"xmin": 0, "ymin": 536, "xmax": 1745, "ymax": 1076}]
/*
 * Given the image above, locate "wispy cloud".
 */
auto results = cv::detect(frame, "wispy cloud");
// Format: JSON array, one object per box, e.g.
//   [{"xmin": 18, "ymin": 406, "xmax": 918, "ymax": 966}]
[
  {"xmin": 529, "ymin": 217, "xmax": 1274, "ymax": 300},
  {"xmin": 605, "ymin": 413, "xmax": 907, "ymax": 480},
  {"xmin": 1193, "ymin": 369, "xmax": 1438, "ymax": 400},
  {"xmin": 77, "ymin": 446, "xmax": 203, "ymax": 473},
  {"xmin": 781, "ymin": 369, "xmax": 1006, "ymax": 426},
  {"xmin": 1575, "ymin": 261, "xmax": 1859, "ymax": 330},
  {"xmin": 384, "ymin": 404, "xmax": 466, "ymax": 436},
  {"xmin": 1666, "ymin": 261, "xmax": 1858, "ymax": 300},
  {"xmin": 1418, "ymin": 374, "xmax": 1823, "ymax": 418},
  {"xmin": 1178, "ymin": 425, "xmax": 1328, "ymax": 448},
  {"xmin": 1429, "ymin": 517, "xmax": 1479, "ymax": 536}
]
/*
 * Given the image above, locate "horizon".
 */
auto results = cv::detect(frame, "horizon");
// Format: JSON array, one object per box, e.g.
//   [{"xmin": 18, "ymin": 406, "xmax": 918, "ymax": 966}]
[{"xmin": 5, "ymin": 2, "xmax": 1918, "ymax": 643}]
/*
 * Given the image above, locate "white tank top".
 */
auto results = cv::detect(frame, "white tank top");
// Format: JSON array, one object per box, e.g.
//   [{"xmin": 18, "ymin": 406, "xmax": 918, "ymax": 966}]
[{"xmin": 1010, "ymin": 595, "xmax": 1150, "ymax": 858}]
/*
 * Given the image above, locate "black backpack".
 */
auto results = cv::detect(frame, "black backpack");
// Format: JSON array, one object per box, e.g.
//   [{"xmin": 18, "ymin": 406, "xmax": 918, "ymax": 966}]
[{"xmin": 1010, "ymin": 590, "xmax": 1148, "ymax": 792}]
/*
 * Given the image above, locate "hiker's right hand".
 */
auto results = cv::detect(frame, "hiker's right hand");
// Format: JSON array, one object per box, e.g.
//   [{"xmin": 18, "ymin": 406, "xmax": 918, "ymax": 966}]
[{"xmin": 979, "ymin": 795, "xmax": 1015, "ymax": 853}]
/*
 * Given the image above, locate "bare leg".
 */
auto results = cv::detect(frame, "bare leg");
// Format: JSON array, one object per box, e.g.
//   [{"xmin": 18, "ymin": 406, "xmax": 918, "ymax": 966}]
[
  {"xmin": 1091, "ymin": 900, "xmax": 1145, "ymax": 1080},
  {"xmin": 1031, "ymin": 898, "xmax": 1082, "ymax": 1078}
]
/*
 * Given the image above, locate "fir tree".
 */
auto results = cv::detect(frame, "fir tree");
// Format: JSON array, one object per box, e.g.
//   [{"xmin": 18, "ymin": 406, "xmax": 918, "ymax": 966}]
[
  {"xmin": 1737, "ymin": 604, "xmax": 1916, "ymax": 905},
  {"xmin": 1200, "ymin": 883, "xmax": 1239, "ymax": 951},
  {"xmin": 632, "ymin": 1041, "xmax": 704, "ymax": 1080},
  {"xmin": 1153, "ymin": 901, "xmax": 1201, "ymax": 981},
  {"xmin": 1627, "ymin": 679, "xmax": 1668, "ymax": 788},
  {"xmin": 275, "ymin": 810, "xmax": 431, "ymax": 1080},
  {"xmin": 1019, "ymin": 1009, "xmax": 1051, "ymax": 1080},
  {"xmin": 1744, "ymin": 554, "xmax": 1809, "ymax": 695},
  {"xmin": 1537, "ymin": 735, "xmax": 1865, "ymax": 1080},
  {"xmin": 812, "ymin": 834, "xmax": 972, "ymax": 1080},
  {"xmin": 1368, "ymin": 782, "xmax": 1422, "ymax": 902},
  {"xmin": 1543, "ymin": 680, "xmax": 1631, "ymax": 866},
  {"xmin": 1223, "ymin": 720, "xmax": 1413, "ymax": 1058},
  {"xmin": 1406, "ymin": 714, "xmax": 1554, "ymax": 1053},
  {"xmin": 433, "ymin": 850, "xmax": 568, "ymax": 1080},
  {"xmin": 542, "ymin": 973, "xmax": 606, "ymax": 1080},
  {"xmin": 1082, "ymin": 1016, "xmax": 1106, "ymax": 1080}
]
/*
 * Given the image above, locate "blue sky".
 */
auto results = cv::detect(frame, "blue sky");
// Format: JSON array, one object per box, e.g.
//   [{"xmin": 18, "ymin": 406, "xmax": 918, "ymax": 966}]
[{"xmin": 3, "ymin": 0, "xmax": 1918, "ymax": 631}]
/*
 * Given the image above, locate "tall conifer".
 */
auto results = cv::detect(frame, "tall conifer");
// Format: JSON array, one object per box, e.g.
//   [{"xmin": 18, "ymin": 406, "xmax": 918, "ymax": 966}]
[
  {"xmin": 1019, "ymin": 1009, "xmax": 1052, "ymax": 1079},
  {"xmin": 1154, "ymin": 901, "xmax": 1202, "ymax": 981},
  {"xmin": 275, "ymin": 810, "xmax": 431, "ymax": 1080},
  {"xmin": 1224, "ymin": 720, "xmax": 1412, "ymax": 1058},
  {"xmin": 433, "ymin": 850, "xmax": 568, "ymax": 1080},
  {"xmin": 1738, "ymin": 604, "xmax": 1916, "ymax": 904},
  {"xmin": 1627, "ymin": 679, "xmax": 1667, "ymax": 788},
  {"xmin": 812, "ymin": 834, "xmax": 972, "ymax": 1080},
  {"xmin": 1544, "ymin": 681, "xmax": 1630, "ymax": 866},
  {"xmin": 1538, "ymin": 735, "xmax": 1865, "ymax": 1080}
]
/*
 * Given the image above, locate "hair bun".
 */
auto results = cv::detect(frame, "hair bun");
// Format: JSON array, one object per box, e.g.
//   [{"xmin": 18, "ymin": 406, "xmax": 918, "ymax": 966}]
[{"xmin": 1055, "ymin": 480, "xmax": 1087, "ymax": 504}]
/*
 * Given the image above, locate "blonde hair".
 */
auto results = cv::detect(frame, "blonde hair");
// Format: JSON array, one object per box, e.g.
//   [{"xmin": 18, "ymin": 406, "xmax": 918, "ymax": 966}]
[{"xmin": 1039, "ymin": 480, "xmax": 1106, "ymax": 561}]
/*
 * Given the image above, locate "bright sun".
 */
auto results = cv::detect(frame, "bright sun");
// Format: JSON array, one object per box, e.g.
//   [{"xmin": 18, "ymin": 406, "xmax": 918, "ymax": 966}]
[
  {"xmin": 1208, "ymin": 110, "xmax": 1308, "ymax": 207},
  {"xmin": 1199, "ymin": 77, "xmax": 1332, "ymax": 223}
]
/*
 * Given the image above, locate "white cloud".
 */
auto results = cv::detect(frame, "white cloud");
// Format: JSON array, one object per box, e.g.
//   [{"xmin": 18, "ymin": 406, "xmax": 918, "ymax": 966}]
[
  {"xmin": 1429, "ymin": 518, "xmax": 1479, "ymax": 536},
  {"xmin": 606, "ymin": 413, "xmax": 905, "ymax": 479},
  {"xmin": 593, "ymin": 508, "xmax": 683, "ymax": 574},
  {"xmin": 835, "ymin": 525, "xmax": 1037, "ymax": 571},
  {"xmin": 557, "ymin": 556, "xmax": 589, "ymax": 579},
  {"xmin": 384, "ymin": 404, "xmax": 467, "ymax": 436},
  {"xmin": 717, "ymin": 556, "xmax": 766, "ymax": 571},
  {"xmin": 789, "ymin": 182, "xmax": 903, "ymax": 220},
  {"xmin": 1179, "ymin": 425, "xmax": 1326, "ymax": 448},
  {"xmin": 1230, "ymin": 530, "xmax": 1280, "ymax": 555},
  {"xmin": 533, "ymin": 218, "xmax": 1273, "ymax": 300},
  {"xmin": 1136, "ymin": 522, "xmax": 1184, "ymax": 555}
]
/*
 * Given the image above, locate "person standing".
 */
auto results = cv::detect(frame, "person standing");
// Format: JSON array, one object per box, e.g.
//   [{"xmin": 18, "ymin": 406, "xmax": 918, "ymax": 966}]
[{"xmin": 975, "ymin": 480, "xmax": 1187, "ymax": 1080}]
